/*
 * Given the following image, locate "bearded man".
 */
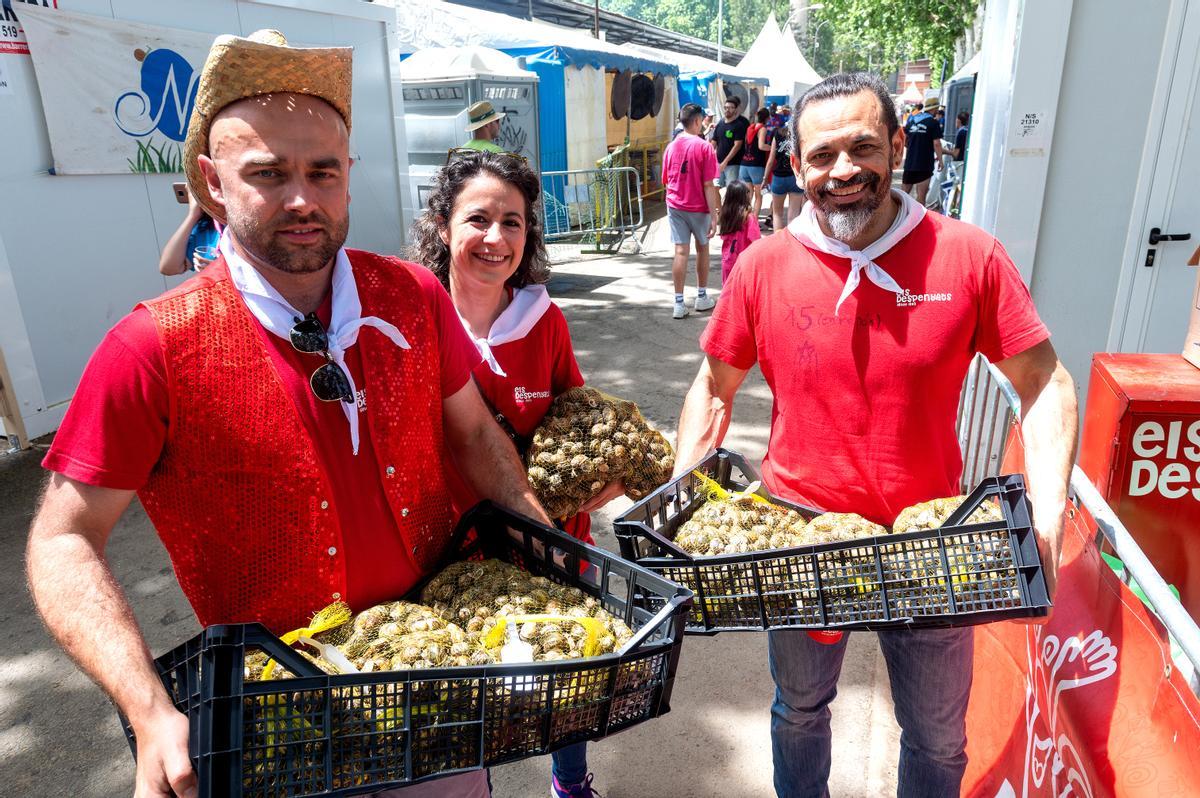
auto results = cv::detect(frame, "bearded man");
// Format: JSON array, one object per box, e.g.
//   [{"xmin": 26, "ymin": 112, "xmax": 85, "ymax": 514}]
[
  {"xmin": 674, "ymin": 73, "xmax": 1078, "ymax": 796},
  {"xmin": 26, "ymin": 31, "xmax": 544, "ymax": 798}
]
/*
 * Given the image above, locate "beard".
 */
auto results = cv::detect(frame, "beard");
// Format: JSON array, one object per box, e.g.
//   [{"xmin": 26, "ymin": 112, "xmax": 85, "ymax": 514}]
[
  {"xmin": 224, "ymin": 205, "xmax": 349, "ymax": 275},
  {"xmin": 810, "ymin": 169, "xmax": 892, "ymax": 243}
]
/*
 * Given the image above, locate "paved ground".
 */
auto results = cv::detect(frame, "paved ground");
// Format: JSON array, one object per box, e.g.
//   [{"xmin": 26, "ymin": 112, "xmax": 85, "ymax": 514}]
[{"xmin": 0, "ymin": 205, "xmax": 900, "ymax": 797}]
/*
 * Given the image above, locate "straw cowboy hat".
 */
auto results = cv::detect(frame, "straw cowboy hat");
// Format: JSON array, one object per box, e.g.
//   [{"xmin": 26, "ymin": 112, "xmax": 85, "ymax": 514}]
[
  {"xmin": 184, "ymin": 29, "xmax": 353, "ymax": 220},
  {"xmin": 923, "ymin": 96, "xmax": 940, "ymax": 112},
  {"xmin": 465, "ymin": 100, "xmax": 506, "ymax": 133}
]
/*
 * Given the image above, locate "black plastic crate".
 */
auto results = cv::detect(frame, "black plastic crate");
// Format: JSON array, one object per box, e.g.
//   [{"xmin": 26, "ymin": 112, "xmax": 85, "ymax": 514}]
[
  {"xmin": 125, "ymin": 502, "xmax": 692, "ymax": 797},
  {"xmin": 613, "ymin": 449, "xmax": 1050, "ymax": 634}
]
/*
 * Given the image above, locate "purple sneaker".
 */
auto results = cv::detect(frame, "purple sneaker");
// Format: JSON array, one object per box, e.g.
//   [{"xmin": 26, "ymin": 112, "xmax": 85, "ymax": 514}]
[{"xmin": 551, "ymin": 772, "xmax": 601, "ymax": 798}]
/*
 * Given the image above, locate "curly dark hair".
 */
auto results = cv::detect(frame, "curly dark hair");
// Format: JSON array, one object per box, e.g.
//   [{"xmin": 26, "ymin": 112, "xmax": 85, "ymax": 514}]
[{"xmin": 410, "ymin": 151, "xmax": 550, "ymax": 290}]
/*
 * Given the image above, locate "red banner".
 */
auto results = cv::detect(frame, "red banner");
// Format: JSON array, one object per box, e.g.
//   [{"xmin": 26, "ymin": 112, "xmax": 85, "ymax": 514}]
[{"xmin": 962, "ymin": 498, "xmax": 1200, "ymax": 796}]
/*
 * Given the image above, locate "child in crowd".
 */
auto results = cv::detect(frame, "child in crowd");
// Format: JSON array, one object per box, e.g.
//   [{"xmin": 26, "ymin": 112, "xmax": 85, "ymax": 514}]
[{"xmin": 718, "ymin": 180, "xmax": 761, "ymax": 284}]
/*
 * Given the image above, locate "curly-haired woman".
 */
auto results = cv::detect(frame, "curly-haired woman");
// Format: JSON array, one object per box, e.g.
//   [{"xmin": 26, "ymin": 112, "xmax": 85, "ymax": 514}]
[{"xmin": 412, "ymin": 150, "xmax": 620, "ymax": 798}]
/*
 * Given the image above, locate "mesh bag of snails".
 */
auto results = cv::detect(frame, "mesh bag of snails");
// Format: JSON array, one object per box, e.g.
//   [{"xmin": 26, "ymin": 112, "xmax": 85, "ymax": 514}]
[
  {"xmin": 419, "ymin": 560, "xmax": 634, "ymax": 663},
  {"xmin": 672, "ymin": 472, "xmax": 809, "ymax": 555},
  {"xmin": 672, "ymin": 472, "xmax": 888, "ymax": 556},
  {"xmin": 890, "ymin": 494, "xmax": 1012, "ymax": 583},
  {"xmin": 525, "ymin": 386, "xmax": 675, "ymax": 519},
  {"xmin": 244, "ymin": 560, "xmax": 635, "ymax": 685},
  {"xmin": 891, "ymin": 494, "xmax": 1005, "ymax": 533}
]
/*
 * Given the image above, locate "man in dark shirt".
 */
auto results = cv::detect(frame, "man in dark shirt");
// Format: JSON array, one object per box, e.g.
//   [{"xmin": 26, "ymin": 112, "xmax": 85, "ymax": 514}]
[
  {"xmin": 712, "ymin": 96, "xmax": 750, "ymax": 188},
  {"xmin": 950, "ymin": 111, "xmax": 970, "ymax": 162},
  {"xmin": 901, "ymin": 96, "xmax": 944, "ymax": 204}
]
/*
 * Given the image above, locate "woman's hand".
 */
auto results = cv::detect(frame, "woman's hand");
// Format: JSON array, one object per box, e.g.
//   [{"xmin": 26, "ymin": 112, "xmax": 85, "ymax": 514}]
[{"xmin": 577, "ymin": 480, "xmax": 626, "ymax": 515}]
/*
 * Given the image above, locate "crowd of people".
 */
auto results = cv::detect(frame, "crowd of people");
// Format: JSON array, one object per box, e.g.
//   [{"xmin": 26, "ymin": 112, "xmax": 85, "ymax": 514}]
[
  {"xmin": 662, "ymin": 85, "xmax": 973, "ymax": 317},
  {"xmin": 25, "ymin": 28, "xmax": 1075, "ymax": 798}
]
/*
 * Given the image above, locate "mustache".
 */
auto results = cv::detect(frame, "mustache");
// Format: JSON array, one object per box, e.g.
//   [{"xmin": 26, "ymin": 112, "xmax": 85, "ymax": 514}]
[
  {"xmin": 269, "ymin": 212, "xmax": 332, "ymax": 230},
  {"xmin": 819, "ymin": 173, "xmax": 879, "ymax": 195}
]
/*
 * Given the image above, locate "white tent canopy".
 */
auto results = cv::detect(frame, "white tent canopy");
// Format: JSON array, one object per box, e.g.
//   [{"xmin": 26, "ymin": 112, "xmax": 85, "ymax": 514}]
[
  {"xmin": 401, "ymin": 45, "xmax": 536, "ymax": 80},
  {"xmin": 388, "ymin": 0, "xmax": 677, "ymax": 75},
  {"xmin": 899, "ymin": 82, "xmax": 924, "ymax": 103},
  {"xmin": 948, "ymin": 50, "xmax": 982, "ymax": 83},
  {"xmin": 737, "ymin": 14, "xmax": 822, "ymax": 101},
  {"xmin": 619, "ymin": 41, "xmax": 769, "ymax": 85}
]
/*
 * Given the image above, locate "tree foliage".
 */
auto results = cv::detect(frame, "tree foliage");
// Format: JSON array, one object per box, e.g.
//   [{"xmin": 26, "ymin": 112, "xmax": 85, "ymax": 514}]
[
  {"xmin": 603, "ymin": 0, "xmax": 980, "ymax": 81},
  {"xmin": 806, "ymin": 0, "xmax": 979, "ymax": 80},
  {"xmin": 602, "ymin": 0, "xmax": 791, "ymax": 55}
]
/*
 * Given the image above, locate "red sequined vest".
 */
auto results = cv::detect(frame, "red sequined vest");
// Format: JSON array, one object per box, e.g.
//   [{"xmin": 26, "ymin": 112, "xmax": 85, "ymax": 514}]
[{"xmin": 139, "ymin": 251, "xmax": 451, "ymax": 633}]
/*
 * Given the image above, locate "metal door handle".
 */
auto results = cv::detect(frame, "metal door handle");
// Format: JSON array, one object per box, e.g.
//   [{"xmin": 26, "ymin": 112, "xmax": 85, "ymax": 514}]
[{"xmin": 1148, "ymin": 227, "xmax": 1192, "ymax": 244}]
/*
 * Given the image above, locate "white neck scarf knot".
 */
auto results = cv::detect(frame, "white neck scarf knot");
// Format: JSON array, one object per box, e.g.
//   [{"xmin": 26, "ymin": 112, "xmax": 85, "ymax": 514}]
[
  {"xmin": 789, "ymin": 189, "xmax": 927, "ymax": 315},
  {"xmin": 220, "ymin": 235, "xmax": 410, "ymax": 455},
  {"xmin": 458, "ymin": 285, "xmax": 552, "ymax": 377}
]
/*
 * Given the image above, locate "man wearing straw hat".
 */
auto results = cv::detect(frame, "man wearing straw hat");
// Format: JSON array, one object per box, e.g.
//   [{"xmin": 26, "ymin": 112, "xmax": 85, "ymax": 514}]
[
  {"xmin": 462, "ymin": 100, "xmax": 507, "ymax": 153},
  {"xmin": 26, "ymin": 30, "xmax": 545, "ymax": 798}
]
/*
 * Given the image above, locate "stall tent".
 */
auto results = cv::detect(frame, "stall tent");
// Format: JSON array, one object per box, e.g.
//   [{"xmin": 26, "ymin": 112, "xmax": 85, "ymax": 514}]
[
  {"xmin": 399, "ymin": 46, "xmax": 541, "ymax": 212},
  {"xmin": 961, "ymin": 0, "xmax": 1200, "ymax": 400},
  {"xmin": 738, "ymin": 14, "xmax": 822, "ymax": 105},
  {"xmin": 391, "ymin": 0, "xmax": 678, "ymax": 173},
  {"xmin": 620, "ymin": 42, "xmax": 769, "ymax": 120},
  {"xmin": 0, "ymin": 0, "xmax": 409, "ymax": 446}
]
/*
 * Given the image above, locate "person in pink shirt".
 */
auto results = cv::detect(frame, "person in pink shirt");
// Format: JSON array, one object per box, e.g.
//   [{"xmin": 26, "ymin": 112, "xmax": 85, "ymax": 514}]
[
  {"xmin": 717, "ymin": 180, "xmax": 761, "ymax": 284},
  {"xmin": 661, "ymin": 102, "xmax": 720, "ymax": 319}
]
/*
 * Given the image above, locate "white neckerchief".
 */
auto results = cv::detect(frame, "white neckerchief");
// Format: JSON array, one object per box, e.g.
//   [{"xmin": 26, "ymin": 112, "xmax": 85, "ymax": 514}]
[
  {"xmin": 789, "ymin": 189, "xmax": 927, "ymax": 315},
  {"xmin": 219, "ymin": 234, "xmax": 411, "ymax": 455},
  {"xmin": 458, "ymin": 285, "xmax": 552, "ymax": 377}
]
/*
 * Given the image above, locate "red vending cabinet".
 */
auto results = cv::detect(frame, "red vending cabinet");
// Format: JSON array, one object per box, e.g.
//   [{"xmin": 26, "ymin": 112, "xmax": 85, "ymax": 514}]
[{"xmin": 1079, "ymin": 353, "xmax": 1200, "ymax": 619}]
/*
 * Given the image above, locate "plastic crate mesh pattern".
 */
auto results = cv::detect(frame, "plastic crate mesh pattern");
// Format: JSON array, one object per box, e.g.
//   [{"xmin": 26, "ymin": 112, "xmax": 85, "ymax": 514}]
[
  {"xmin": 127, "ymin": 503, "xmax": 692, "ymax": 797},
  {"xmin": 614, "ymin": 450, "xmax": 1049, "ymax": 633}
]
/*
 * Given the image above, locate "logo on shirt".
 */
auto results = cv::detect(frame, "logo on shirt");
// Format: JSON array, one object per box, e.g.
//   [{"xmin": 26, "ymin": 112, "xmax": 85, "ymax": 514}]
[
  {"xmin": 896, "ymin": 289, "xmax": 953, "ymax": 308},
  {"xmin": 514, "ymin": 386, "xmax": 551, "ymax": 403},
  {"xmin": 356, "ymin": 388, "xmax": 367, "ymax": 410}
]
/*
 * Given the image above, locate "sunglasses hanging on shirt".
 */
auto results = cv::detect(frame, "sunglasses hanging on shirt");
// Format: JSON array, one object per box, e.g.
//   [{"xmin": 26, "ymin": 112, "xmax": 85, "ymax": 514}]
[{"xmin": 289, "ymin": 313, "xmax": 354, "ymax": 403}]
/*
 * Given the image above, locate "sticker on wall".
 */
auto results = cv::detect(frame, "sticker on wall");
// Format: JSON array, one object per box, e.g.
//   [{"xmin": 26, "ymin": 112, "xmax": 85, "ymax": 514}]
[{"xmin": 1, "ymin": 0, "xmax": 57, "ymax": 56}]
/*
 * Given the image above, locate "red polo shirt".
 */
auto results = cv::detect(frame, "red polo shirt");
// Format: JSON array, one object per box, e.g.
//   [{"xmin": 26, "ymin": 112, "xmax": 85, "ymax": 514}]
[{"xmin": 701, "ymin": 212, "xmax": 1049, "ymax": 525}]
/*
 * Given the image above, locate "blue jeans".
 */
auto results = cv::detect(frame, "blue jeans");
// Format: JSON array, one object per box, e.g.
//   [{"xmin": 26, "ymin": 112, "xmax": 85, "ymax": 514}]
[
  {"xmin": 552, "ymin": 742, "xmax": 588, "ymax": 786},
  {"xmin": 767, "ymin": 627, "xmax": 973, "ymax": 798}
]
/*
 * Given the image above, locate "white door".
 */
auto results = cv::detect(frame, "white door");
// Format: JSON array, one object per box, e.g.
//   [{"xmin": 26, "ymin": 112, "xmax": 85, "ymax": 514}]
[{"xmin": 1120, "ymin": 0, "xmax": 1200, "ymax": 352}]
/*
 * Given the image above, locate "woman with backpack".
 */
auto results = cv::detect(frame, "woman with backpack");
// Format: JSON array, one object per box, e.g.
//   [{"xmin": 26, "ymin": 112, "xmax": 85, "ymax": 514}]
[
  {"xmin": 762, "ymin": 120, "xmax": 805, "ymax": 233},
  {"xmin": 739, "ymin": 107, "xmax": 771, "ymax": 223}
]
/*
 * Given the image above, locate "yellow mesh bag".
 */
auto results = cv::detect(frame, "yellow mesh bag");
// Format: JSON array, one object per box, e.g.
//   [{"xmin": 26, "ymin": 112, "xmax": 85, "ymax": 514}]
[
  {"xmin": 526, "ymin": 387, "xmax": 674, "ymax": 518},
  {"xmin": 891, "ymin": 495, "xmax": 1004, "ymax": 534},
  {"xmin": 423, "ymin": 559, "xmax": 634, "ymax": 659},
  {"xmin": 673, "ymin": 472, "xmax": 810, "ymax": 555},
  {"xmin": 244, "ymin": 559, "xmax": 634, "ymax": 682},
  {"xmin": 803, "ymin": 512, "xmax": 888, "ymax": 544}
]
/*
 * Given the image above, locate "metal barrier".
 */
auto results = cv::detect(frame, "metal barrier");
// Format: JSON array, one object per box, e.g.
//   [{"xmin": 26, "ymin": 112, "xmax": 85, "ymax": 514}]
[
  {"xmin": 625, "ymin": 137, "xmax": 668, "ymax": 201},
  {"xmin": 956, "ymin": 354, "xmax": 1021, "ymax": 493},
  {"xmin": 541, "ymin": 166, "xmax": 644, "ymax": 254},
  {"xmin": 957, "ymin": 353, "xmax": 1200, "ymax": 688}
]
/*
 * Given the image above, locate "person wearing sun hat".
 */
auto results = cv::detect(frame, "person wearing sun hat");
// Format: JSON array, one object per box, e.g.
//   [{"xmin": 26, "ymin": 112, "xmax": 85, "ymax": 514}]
[
  {"xmin": 27, "ymin": 28, "xmax": 549, "ymax": 798},
  {"xmin": 462, "ymin": 99, "xmax": 507, "ymax": 153}
]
